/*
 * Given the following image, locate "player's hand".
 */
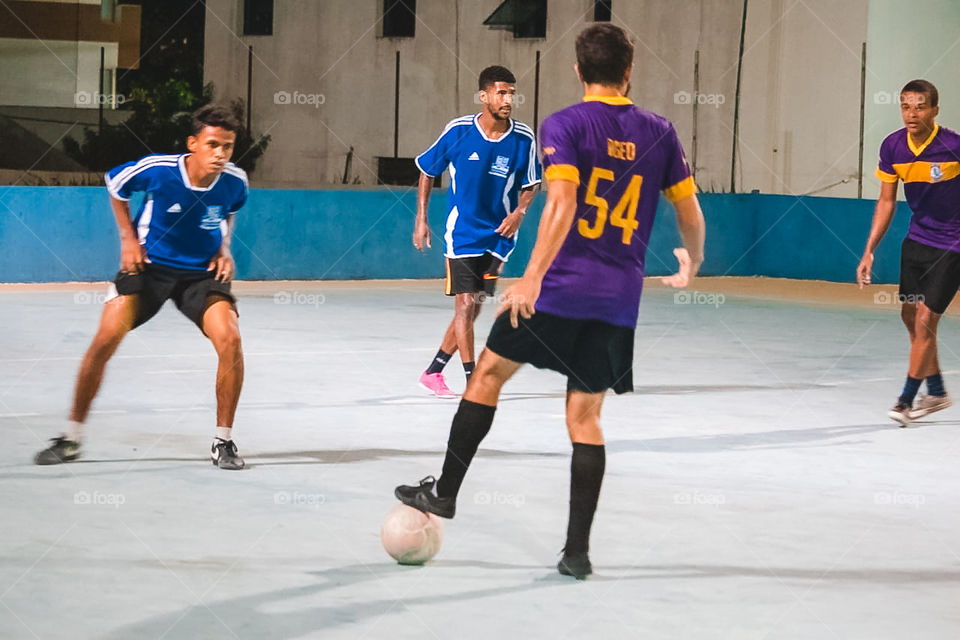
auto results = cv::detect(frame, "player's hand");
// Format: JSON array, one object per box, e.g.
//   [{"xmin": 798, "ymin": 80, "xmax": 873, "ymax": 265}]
[
  {"xmin": 413, "ymin": 218, "xmax": 432, "ymax": 251},
  {"xmin": 497, "ymin": 276, "xmax": 541, "ymax": 328},
  {"xmin": 661, "ymin": 248, "xmax": 699, "ymax": 288},
  {"xmin": 120, "ymin": 237, "xmax": 147, "ymax": 274},
  {"xmin": 496, "ymin": 210, "xmax": 524, "ymax": 238},
  {"xmin": 208, "ymin": 251, "xmax": 235, "ymax": 283},
  {"xmin": 856, "ymin": 253, "xmax": 874, "ymax": 289}
]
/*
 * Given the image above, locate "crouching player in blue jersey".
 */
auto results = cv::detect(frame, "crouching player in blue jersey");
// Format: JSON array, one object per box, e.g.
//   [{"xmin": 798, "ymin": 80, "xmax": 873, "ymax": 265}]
[
  {"xmin": 397, "ymin": 25, "xmax": 706, "ymax": 578},
  {"xmin": 35, "ymin": 105, "xmax": 249, "ymax": 470},
  {"xmin": 413, "ymin": 65, "xmax": 542, "ymax": 398}
]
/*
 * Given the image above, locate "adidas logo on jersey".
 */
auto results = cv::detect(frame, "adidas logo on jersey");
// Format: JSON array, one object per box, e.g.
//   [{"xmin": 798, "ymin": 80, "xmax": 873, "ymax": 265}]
[
  {"xmin": 166, "ymin": 203, "xmax": 182, "ymax": 213},
  {"xmin": 468, "ymin": 152, "xmax": 480, "ymax": 161}
]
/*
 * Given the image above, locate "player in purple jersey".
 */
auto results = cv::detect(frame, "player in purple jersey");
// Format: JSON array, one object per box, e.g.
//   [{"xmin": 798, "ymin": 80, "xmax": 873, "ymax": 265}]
[
  {"xmin": 35, "ymin": 105, "xmax": 248, "ymax": 470},
  {"xmin": 858, "ymin": 79, "xmax": 960, "ymax": 426},
  {"xmin": 396, "ymin": 24, "xmax": 706, "ymax": 578}
]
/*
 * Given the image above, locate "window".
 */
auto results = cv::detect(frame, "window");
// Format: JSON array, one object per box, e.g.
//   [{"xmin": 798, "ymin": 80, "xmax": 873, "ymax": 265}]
[
  {"xmin": 243, "ymin": 0, "xmax": 273, "ymax": 36},
  {"xmin": 483, "ymin": 0, "xmax": 547, "ymax": 39},
  {"xmin": 383, "ymin": 0, "xmax": 416, "ymax": 38},
  {"xmin": 594, "ymin": 0, "xmax": 612, "ymax": 22}
]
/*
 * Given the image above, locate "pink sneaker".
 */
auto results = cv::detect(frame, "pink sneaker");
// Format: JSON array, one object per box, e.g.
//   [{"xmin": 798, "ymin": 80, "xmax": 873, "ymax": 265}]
[{"xmin": 419, "ymin": 372, "xmax": 458, "ymax": 398}]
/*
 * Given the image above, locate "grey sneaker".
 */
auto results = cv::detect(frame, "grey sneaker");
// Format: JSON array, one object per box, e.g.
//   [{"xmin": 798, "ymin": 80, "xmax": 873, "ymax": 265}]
[
  {"xmin": 211, "ymin": 439, "xmax": 245, "ymax": 470},
  {"xmin": 909, "ymin": 394, "xmax": 952, "ymax": 420},
  {"xmin": 35, "ymin": 436, "xmax": 81, "ymax": 465},
  {"xmin": 888, "ymin": 402, "xmax": 912, "ymax": 427}
]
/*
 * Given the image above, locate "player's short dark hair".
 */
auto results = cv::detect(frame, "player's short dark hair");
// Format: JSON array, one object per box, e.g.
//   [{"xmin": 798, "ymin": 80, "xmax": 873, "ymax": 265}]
[
  {"xmin": 576, "ymin": 23, "xmax": 634, "ymax": 86},
  {"xmin": 191, "ymin": 104, "xmax": 240, "ymax": 135},
  {"xmin": 901, "ymin": 79, "xmax": 939, "ymax": 108},
  {"xmin": 478, "ymin": 65, "xmax": 516, "ymax": 91}
]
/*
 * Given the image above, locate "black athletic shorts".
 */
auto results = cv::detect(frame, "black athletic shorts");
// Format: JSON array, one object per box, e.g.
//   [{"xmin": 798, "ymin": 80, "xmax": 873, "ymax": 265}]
[
  {"xmin": 445, "ymin": 253, "xmax": 503, "ymax": 297},
  {"xmin": 899, "ymin": 237, "xmax": 960, "ymax": 314},
  {"xmin": 485, "ymin": 309, "xmax": 635, "ymax": 394},
  {"xmin": 111, "ymin": 263, "xmax": 237, "ymax": 331}
]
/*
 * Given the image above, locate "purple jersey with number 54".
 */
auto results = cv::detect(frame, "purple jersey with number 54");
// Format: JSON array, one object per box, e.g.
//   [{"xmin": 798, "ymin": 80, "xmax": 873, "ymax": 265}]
[{"xmin": 535, "ymin": 96, "xmax": 696, "ymax": 328}]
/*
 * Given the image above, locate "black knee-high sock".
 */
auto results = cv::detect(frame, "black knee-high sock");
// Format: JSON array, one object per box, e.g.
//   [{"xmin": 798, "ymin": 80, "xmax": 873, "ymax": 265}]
[
  {"xmin": 436, "ymin": 399, "xmax": 496, "ymax": 499},
  {"xmin": 564, "ymin": 443, "xmax": 606, "ymax": 554}
]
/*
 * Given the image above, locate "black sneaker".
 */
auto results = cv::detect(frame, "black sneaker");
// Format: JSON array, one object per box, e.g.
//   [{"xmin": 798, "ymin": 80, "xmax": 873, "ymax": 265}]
[
  {"xmin": 35, "ymin": 436, "xmax": 81, "ymax": 465},
  {"xmin": 211, "ymin": 438, "xmax": 245, "ymax": 470},
  {"xmin": 394, "ymin": 475, "xmax": 456, "ymax": 518},
  {"xmin": 557, "ymin": 550, "xmax": 592, "ymax": 579}
]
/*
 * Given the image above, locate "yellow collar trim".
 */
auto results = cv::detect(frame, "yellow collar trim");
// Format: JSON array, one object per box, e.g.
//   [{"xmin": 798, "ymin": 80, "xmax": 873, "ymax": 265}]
[
  {"xmin": 907, "ymin": 123, "xmax": 939, "ymax": 156},
  {"xmin": 582, "ymin": 95, "xmax": 633, "ymax": 106}
]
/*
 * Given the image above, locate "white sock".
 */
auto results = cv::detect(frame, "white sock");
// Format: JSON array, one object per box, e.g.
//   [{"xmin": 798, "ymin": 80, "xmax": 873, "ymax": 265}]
[
  {"xmin": 67, "ymin": 420, "xmax": 84, "ymax": 443},
  {"xmin": 215, "ymin": 426, "xmax": 232, "ymax": 442}
]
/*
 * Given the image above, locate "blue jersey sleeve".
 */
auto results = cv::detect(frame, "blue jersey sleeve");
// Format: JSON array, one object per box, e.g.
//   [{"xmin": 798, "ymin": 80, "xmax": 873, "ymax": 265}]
[
  {"xmin": 520, "ymin": 136, "xmax": 543, "ymax": 188},
  {"xmin": 224, "ymin": 165, "xmax": 249, "ymax": 213},
  {"xmin": 415, "ymin": 119, "xmax": 464, "ymax": 177},
  {"xmin": 105, "ymin": 157, "xmax": 158, "ymax": 201}
]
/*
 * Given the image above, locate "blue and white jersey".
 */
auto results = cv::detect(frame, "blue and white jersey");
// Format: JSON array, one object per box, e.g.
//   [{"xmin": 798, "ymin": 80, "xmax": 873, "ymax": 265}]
[
  {"xmin": 415, "ymin": 114, "xmax": 541, "ymax": 260},
  {"xmin": 105, "ymin": 154, "xmax": 248, "ymax": 271}
]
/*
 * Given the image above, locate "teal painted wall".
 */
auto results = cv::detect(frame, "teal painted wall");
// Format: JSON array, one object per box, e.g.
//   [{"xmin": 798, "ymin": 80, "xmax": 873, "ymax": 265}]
[{"xmin": 0, "ymin": 187, "xmax": 912, "ymax": 284}]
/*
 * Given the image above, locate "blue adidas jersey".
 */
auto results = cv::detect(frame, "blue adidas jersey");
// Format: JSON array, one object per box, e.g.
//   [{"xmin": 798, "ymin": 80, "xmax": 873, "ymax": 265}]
[
  {"xmin": 415, "ymin": 114, "xmax": 541, "ymax": 260},
  {"xmin": 105, "ymin": 154, "xmax": 248, "ymax": 271}
]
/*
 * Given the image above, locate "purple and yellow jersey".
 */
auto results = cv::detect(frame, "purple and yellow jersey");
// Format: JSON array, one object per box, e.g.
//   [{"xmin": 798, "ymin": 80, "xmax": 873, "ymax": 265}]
[
  {"xmin": 536, "ymin": 96, "xmax": 695, "ymax": 328},
  {"xmin": 876, "ymin": 125, "xmax": 960, "ymax": 251}
]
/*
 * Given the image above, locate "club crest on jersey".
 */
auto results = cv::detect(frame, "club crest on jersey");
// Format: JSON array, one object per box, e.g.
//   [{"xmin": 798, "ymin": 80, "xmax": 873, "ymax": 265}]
[
  {"xmin": 931, "ymin": 163, "xmax": 943, "ymax": 181},
  {"xmin": 489, "ymin": 155, "xmax": 511, "ymax": 178},
  {"xmin": 201, "ymin": 205, "xmax": 223, "ymax": 230}
]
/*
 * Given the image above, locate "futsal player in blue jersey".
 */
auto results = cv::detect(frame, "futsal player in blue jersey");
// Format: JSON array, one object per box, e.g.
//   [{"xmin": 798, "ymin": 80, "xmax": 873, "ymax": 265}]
[
  {"xmin": 397, "ymin": 25, "xmax": 706, "ymax": 578},
  {"xmin": 35, "ymin": 105, "xmax": 249, "ymax": 470},
  {"xmin": 413, "ymin": 65, "xmax": 542, "ymax": 398},
  {"xmin": 858, "ymin": 80, "xmax": 960, "ymax": 425}
]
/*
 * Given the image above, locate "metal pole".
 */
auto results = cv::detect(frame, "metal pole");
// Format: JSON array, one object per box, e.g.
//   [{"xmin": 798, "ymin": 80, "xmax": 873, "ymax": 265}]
[
  {"xmin": 858, "ymin": 41, "xmax": 866, "ymax": 199},
  {"xmin": 692, "ymin": 49, "xmax": 699, "ymax": 182},
  {"xmin": 394, "ymin": 50, "xmax": 400, "ymax": 158},
  {"xmin": 246, "ymin": 45, "xmax": 253, "ymax": 132},
  {"xmin": 533, "ymin": 50, "xmax": 540, "ymax": 136},
  {"xmin": 98, "ymin": 46, "xmax": 104, "ymax": 133},
  {"xmin": 730, "ymin": 0, "xmax": 748, "ymax": 193}
]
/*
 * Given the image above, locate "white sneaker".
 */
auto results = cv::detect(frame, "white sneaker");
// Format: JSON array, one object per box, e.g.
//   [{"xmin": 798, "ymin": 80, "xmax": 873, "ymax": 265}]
[{"xmin": 908, "ymin": 394, "xmax": 952, "ymax": 420}]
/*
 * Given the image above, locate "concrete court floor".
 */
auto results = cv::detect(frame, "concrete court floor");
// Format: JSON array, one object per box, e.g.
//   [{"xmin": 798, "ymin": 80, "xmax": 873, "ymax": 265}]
[{"xmin": 1, "ymin": 277, "xmax": 960, "ymax": 639}]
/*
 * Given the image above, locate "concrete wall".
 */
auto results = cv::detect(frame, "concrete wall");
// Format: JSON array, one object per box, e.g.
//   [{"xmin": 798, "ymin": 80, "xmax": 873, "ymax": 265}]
[
  {"xmin": 0, "ymin": 185, "xmax": 911, "ymax": 284},
  {"xmin": 203, "ymin": 0, "xmax": 898, "ymax": 198}
]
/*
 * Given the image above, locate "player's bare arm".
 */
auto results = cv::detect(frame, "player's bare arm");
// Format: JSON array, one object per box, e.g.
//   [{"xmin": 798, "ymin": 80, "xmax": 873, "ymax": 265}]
[
  {"xmin": 496, "ymin": 185, "xmax": 538, "ymax": 238},
  {"xmin": 209, "ymin": 214, "xmax": 236, "ymax": 283},
  {"xmin": 413, "ymin": 171, "xmax": 433, "ymax": 251},
  {"xmin": 498, "ymin": 179, "xmax": 578, "ymax": 327},
  {"xmin": 857, "ymin": 180, "xmax": 899, "ymax": 288},
  {"xmin": 111, "ymin": 196, "xmax": 146, "ymax": 274},
  {"xmin": 661, "ymin": 193, "xmax": 706, "ymax": 289}
]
